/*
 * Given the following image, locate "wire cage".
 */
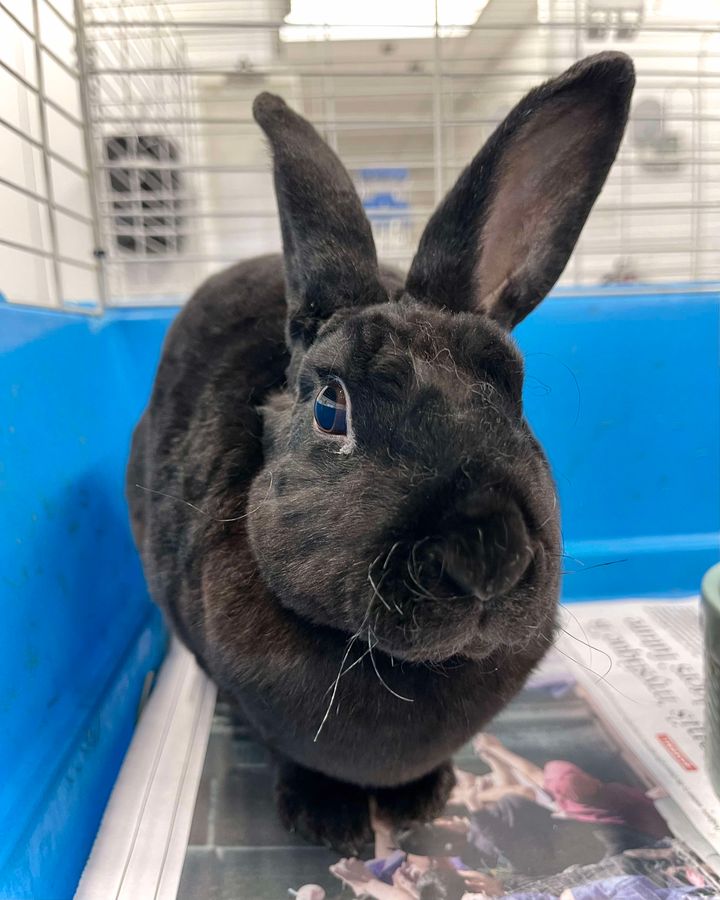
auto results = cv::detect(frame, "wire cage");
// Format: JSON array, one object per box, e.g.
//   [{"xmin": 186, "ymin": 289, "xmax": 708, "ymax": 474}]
[
  {"xmin": 0, "ymin": 0, "xmax": 103, "ymax": 309},
  {"xmin": 2, "ymin": 0, "xmax": 720, "ymax": 309}
]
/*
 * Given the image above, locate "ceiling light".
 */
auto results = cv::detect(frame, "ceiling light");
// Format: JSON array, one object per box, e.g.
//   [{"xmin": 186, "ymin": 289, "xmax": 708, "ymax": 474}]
[{"xmin": 280, "ymin": 0, "xmax": 490, "ymax": 42}]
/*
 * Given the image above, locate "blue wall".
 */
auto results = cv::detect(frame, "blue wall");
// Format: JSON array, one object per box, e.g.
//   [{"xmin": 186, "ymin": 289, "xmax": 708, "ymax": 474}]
[
  {"xmin": 0, "ymin": 303, "xmax": 168, "ymax": 899},
  {"xmin": 516, "ymin": 290, "xmax": 720, "ymax": 598},
  {"xmin": 0, "ymin": 287, "xmax": 718, "ymax": 897}
]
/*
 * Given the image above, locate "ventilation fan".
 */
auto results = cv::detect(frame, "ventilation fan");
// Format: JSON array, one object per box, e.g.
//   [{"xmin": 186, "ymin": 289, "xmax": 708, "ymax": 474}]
[
  {"xmin": 632, "ymin": 97, "xmax": 685, "ymax": 175},
  {"xmin": 104, "ymin": 135, "xmax": 185, "ymax": 255},
  {"xmin": 585, "ymin": 0, "xmax": 644, "ymax": 40}
]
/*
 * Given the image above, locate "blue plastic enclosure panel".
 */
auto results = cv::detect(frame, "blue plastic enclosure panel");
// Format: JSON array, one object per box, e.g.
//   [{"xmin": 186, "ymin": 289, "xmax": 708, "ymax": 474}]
[
  {"xmin": 0, "ymin": 302, "xmax": 167, "ymax": 899},
  {"xmin": 517, "ymin": 290, "xmax": 720, "ymax": 597},
  {"xmin": 0, "ymin": 286, "xmax": 718, "ymax": 897},
  {"xmin": 109, "ymin": 289, "xmax": 720, "ymax": 600}
]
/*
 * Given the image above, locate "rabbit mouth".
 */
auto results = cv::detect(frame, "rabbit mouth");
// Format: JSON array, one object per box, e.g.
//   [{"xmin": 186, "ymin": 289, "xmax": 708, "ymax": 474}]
[
  {"xmin": 368, "ymin": 592, "xmax": 552, "ymax": 664},
  {"xmin": 367, "ymin": 603, "xmax": 542, "ymax": 664},
  {"xmin": 360, "ymin": 536, "xmax": 556, "ymax": 663}
]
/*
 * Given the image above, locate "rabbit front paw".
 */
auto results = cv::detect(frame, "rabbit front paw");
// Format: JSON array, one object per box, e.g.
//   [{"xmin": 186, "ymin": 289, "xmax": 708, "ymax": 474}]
[
  {"xmin": 275, "ymin": 762, "xmax": 373, "ymax": 855},
  {"xmin": 372, "ymin": 761, "xmax": 456, "ymax": 829}
]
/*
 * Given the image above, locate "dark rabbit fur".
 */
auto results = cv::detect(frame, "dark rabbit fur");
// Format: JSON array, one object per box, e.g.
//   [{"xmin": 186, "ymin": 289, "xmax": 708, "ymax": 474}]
[{"xmin": 127, "ymin": 53, "xmax": 634, "ymax": 852}]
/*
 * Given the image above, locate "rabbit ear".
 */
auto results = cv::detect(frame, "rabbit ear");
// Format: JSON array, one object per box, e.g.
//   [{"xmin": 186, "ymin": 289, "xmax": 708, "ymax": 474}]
[
  {"xmin": 405, "ymin": 52, "xmax": 635, "ymax": 330},
  {"xmin": 253, "ymin": 93, "xmax": 387, "ymax": 349}
]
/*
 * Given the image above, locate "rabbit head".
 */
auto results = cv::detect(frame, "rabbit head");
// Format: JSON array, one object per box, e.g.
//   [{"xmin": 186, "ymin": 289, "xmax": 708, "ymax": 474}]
[{"xmin": 247, "ymin": 53, "xmax": 634, "ymax": 664}]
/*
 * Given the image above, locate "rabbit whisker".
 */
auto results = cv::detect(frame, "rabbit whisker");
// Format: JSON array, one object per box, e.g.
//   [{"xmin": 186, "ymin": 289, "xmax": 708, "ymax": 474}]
[
  {"xmin": 536, "ymin": 509, "xmax": 557, "ymax": 531},
  {"xmin": 557, "ymin": 624, "xmax": 616, "ymax": 687},
  {"xmin": 315, "ymin": 614, "xmax": 376, "ymax": 742},
  {"xmin": 540, "ymin": 630, "xmax": 639, "ymax": 705},
  {"xmin": 367, "ymin": 631, "xmax": 414, "ymax": 703},
  {"xmin": 411, "ymin": 606, "xmax": 420, "ymax": 633},
  {"xmin": 560, "ymin": 557, "xmax": 628, "ymax": 575},
  {"xmin": 551, "ymin": 640, "xmax": 637, "ymax": 702},
  {"xmin": 406, "ymin": 547, "xmax": 442, "ymax": 602},
  {"xmin": 314, "ymin": 633, "xmax": 358, "ymax": 741},
  {"xmin": 383, "ymin": 541, "xmax": 403, "ymax": 570},
  {"xmin": 320, "ymin": 596, "xmax": 380, "ymax": 701},
  {"xmin": 369, "ymin": 551, "xmax": 403, "ymax": 614},
  {"xmin": 320, "ymin": 593, "xmax": 381, "ymax": 703},
  {"xmin": 322, "ymin": 642, "xmax": 374, "ymax": 698},
  {"xmin": 422, "ymin": 659, "xmax": 449, "ymax": 678},
  {"xmin": 405, "ymin": 564, "xmax": 435, "ymax": 601},
  {"xmin": 559, "ymin": 602, "xmax": 594, "ymax": 671},
  {"xmin": 134, "ymin": 471, "xmax": 273, "ymax": 524},
  {"xmin": 367, "ymin": 553, "xmax": 393, "ymax": 612}
]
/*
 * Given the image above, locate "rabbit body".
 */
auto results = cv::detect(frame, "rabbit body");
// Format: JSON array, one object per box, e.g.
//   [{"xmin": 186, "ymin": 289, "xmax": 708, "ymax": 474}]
[
  {"xmin": 128, "ymin": 53, "xmax": 635, "ymax": 851},
  {"xmin": 128, "ymin": 255, "xmax": 550, "ymax": 786}
]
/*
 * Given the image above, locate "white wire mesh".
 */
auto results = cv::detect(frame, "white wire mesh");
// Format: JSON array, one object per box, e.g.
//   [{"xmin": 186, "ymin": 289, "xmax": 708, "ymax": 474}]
[
  {"xmin": 5, "ymin": 0, "xmax": 720, "ymax": 308},
  {"xmin": 0, "ymin": 0, "xmax": 103, "ymax": 309}
]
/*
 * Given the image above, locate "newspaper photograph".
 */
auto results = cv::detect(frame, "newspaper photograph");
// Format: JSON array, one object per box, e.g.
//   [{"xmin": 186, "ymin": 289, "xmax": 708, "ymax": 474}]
[{"xmin": 178, "ymin": 599, "xmax": 720, "ymax": 899}]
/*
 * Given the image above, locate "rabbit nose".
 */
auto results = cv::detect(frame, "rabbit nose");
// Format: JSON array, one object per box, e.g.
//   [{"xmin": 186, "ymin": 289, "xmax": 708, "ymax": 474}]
[{"xmin": 442, "ymin": 502, "xmax": 533, "ymax": 600}]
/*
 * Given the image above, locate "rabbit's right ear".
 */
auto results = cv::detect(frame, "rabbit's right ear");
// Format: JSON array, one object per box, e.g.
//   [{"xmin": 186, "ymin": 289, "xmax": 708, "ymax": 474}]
[
  {"xmin": 254, "ymin": 93, "xmax": 387, "ymax": 353},
  {"xmin": 406, "ymin": 52, "xmax": 635, "ymax": 329}
]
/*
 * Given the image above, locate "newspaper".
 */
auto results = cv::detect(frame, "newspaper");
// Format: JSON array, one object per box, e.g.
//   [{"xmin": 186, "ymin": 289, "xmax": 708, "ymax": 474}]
[
  {"xmin": 178, "ymin": 598, "xmax": 720, "ymax": 899},
  {"xmin": 556, "ymin": 597, "xmax": 720, "ymax": 872}
]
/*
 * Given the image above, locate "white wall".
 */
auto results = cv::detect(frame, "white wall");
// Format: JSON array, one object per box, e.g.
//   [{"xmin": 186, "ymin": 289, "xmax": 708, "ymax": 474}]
[{"xmin": 0, "ymin": 0, "xmax": 98, "ymax": 308}]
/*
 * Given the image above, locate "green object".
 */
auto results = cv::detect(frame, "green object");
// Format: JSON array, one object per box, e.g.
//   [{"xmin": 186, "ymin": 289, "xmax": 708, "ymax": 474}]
[{"xmin": 703, "ymin": 562, "xmax": 720, "ymax": 799}]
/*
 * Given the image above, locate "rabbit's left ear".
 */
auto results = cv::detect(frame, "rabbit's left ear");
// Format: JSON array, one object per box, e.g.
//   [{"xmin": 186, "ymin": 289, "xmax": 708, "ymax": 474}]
[
  {"xmin": 406, "ymin": 52, "xmax": 635, "ymax": 329},
  {"xmin": 254, "ymin": 93, "xmax": 387, "ymax": 351}
]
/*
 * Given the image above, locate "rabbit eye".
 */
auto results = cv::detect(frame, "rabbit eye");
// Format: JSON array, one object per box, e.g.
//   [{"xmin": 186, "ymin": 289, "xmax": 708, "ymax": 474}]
[{"xmin": 314, "ymin": 382, "xmax": 347, "ymax": 436}]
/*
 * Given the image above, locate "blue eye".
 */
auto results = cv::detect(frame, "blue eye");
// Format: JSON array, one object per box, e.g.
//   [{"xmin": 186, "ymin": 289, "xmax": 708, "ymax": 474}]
[{"xmin": 314, "ymin": 382, "xmax": 348, "ymax": 436}]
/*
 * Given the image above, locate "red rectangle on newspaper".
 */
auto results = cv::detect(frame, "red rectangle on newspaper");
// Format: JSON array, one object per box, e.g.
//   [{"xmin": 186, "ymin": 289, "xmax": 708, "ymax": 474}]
[{"xmin": 656, "ymin": 733, "xmax": 698, "ymax": 771}]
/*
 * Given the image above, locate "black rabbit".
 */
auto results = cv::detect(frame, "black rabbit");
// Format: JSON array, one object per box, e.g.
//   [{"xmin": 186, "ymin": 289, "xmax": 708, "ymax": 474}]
[{"xmin": 127, "ymin": 52, "xmax": 634, "ymax": 852}]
